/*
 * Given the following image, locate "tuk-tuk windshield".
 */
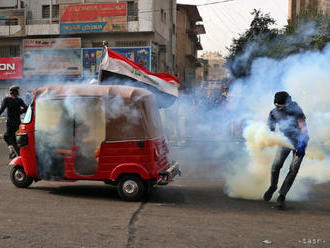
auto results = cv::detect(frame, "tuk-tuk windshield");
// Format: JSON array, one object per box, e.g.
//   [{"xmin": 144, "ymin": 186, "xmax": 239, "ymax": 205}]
[
  {"xmin": 35, "ymin": 97, "xmax": 106, "ymax": 149},
  {"xmin": 34, "ymin": 96, "xmax": 106, "ymax": 178},
  {"xmin": 22, "ymin": 105, "xmax": 32, "ymax": 124}
]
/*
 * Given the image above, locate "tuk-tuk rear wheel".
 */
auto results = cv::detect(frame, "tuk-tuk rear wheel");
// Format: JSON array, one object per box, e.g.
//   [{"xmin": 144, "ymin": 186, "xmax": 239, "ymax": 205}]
[
  {"xmin": 117, "ymin": 175, "xmax": 145, "ymax": 201},
  {"xmin": 10, "ymin": 166, "xmax": 33, "ymax": 188}
]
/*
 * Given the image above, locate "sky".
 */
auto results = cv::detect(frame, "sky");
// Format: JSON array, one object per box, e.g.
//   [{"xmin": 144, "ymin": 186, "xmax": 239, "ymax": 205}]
[{"xmin": 177, "ymin": 0, "xmax": 289, "ymax": 56}]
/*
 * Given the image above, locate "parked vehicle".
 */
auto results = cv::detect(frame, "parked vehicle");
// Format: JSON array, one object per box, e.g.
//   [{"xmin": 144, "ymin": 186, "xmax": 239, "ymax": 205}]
[{"xmin": 10, "ymin": 85, "xmax": 180, "ymax": 201}]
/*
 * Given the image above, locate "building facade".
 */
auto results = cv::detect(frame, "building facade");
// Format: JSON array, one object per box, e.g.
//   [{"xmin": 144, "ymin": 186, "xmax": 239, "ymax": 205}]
[
  {"xmin": 0, "ymin": 0, "xmax": 176, "ymax": 89},
  {"xmin": 175, "ymin": 4, "xmax": 205, "ymax": 90},
  {"xmin": 289, "ymin": 0, "xmax": 330, "ymax": 22},
  {"xmin": 200, "ymin": 51, "xmax": 229, "ymax": 81}
]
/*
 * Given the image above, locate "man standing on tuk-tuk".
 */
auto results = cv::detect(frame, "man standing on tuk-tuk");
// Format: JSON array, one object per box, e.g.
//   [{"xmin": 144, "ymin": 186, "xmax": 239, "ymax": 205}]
[{"xmin": 0, "ymin": 85, "xmax": 28, "ymax": 158}]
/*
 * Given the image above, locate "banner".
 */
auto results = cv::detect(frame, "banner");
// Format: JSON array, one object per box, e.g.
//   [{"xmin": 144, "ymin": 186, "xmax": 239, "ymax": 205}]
[
  {"xmin": 23, "ymin": 38, "xmax": 81, "ymax": 50},
  {"xmin": 0, "ymin": 57, "xmax": 23, "ymax": 79},
  {"xmin": 60, "ymin": 3, "xmax": 127, "ymax": 33},
  {"xmin": 23, "ymin": 50, "xmax": 81, "ymax": 76},
  {"xmin": 100, "ymin": 49, "xmax": 179, "ymax": 97},
  {"xmin": 82, "ymin": 47, "xmax": 151, "ymax": 77},
  {"xmin": 23, "ymin": 38, "xmax": 82, "ymax": 76}
]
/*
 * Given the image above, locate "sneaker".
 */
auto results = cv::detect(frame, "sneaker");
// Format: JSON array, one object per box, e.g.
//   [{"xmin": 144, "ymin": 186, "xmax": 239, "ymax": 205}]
[
  {"xmin": 263, "ymin": 187, "xmax": 277, "ymax": 201},
  {"xmin": 8, "ymin": 145, "xmax": 18, "ymax": 159},
  {"xmin": 277, "ymin": 194, "xmax": 286, "ymax": 208}
]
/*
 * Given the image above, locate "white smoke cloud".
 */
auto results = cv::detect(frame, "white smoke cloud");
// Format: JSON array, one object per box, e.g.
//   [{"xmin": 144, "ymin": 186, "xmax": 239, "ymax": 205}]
[
  {"xmin": 223, "ymin": 43, "xmax": 330, "ymax": 201},
  {"xmin": 167, "ymin": 43, "xmax": 330, "ymax": 202}
]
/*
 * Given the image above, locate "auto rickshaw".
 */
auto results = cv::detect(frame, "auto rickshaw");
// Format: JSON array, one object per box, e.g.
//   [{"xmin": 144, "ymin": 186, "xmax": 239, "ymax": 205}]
[{"xmin": 9, "ymin": 85, "xmax": 180, "ymax": 201}]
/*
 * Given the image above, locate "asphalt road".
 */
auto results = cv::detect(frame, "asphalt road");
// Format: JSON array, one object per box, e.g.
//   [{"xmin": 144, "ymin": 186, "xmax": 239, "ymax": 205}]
[{"xmin": 1, "ymin": 137, "xmax": 330, "ymax": 248}]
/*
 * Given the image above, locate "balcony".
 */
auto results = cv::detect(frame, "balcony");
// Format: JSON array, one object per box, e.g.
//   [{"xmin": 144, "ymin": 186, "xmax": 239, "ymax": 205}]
[
  {"xmin": 26, "ymin": 23, "xmax": 59, "ymax": 35},
  {"xmin": 0, "ymin": 25, "xmax": 24, "ymax": 37}
]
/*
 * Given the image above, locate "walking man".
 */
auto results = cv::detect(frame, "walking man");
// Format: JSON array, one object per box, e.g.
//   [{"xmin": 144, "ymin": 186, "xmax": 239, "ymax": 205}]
[
  {"xmin": 0, "ymin": 85, "xmax": 28, "ymax": 158},
  {"xmin": 263, "ymin": 91, "xmax": 309, "ymax": 207}
]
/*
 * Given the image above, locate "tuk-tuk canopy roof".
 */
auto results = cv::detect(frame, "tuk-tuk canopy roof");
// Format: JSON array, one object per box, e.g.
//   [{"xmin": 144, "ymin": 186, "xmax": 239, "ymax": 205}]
[
  {"xmin": 34, "ymin": 85, "xmax": 163, "ymax": 141},
  {"xmin": 36, "ymin": 84, "xmax": 153, "ymax": 102}
]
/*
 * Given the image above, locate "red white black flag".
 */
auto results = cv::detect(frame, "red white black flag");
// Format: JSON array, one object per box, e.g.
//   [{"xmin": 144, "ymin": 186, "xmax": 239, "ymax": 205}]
[{"xmin": 100, "ymin": 48, "xmax": 180, "ymax": 97}]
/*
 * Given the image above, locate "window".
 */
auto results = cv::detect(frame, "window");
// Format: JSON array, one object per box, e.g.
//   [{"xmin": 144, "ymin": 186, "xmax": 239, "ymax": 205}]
[
  {"xmin": 22, "ymin": 105, "xmax": 33, "ymax": 124},
  {"xmin": 214, "ymin": 64, "xmax": 220, "ymax": 68},
  {"xmin": 0, "ymin": 45, "xmax": 20, "ymax": 57},
  {"xmin": 0, "ymin": 18, "xmax": 18, "ymax": 26},
  {"xmin": 42, "ymin": 4, "xmax": 59, "ymax": 19},
  {"xmin": 161, "ymin": 9, "xmax": 164, "ymax": 22},
  {"xmin": 127, "ymin": 1, "xmax": 138, "ymax": 21},
  {"xmin": 115, "ymin": 40, "xmax": 148, "ymax": 47},
  {"xmin": 92, "ymin": 41, "xmax": 104, "ymax": 48},
  {"xmin": 160, "ymin": 9, "xmax": 166, "ymax": 23}
]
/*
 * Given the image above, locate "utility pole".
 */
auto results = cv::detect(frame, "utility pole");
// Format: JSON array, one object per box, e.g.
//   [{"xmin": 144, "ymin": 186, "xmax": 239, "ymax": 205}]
[
  {"xmin": 169, "ymin": 0, "xmax": 173, "ymax": 74},
  {"xmin": 50, "ymin": 0, "xmax": 52, "ymax": 24}
]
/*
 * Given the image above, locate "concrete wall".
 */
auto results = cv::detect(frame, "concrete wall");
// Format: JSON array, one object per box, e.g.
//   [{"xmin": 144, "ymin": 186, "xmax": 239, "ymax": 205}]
[
  {"xmin": 152, "ymin": 0, "xmax": 176, "ymax": 73},
  {"xmin": 176, "ymin": 7, "xmax": 194, "ymax": 81},
  {"xmin": 25, "ymin": 0, "xmax": 53, "ymax": 21},
  {"xmin": 81, "ymin": 32, "xmax": 153, "ymax": 48},
  {"xmin": 289, "ymin": 0, "xmax": 330, "ymax": 21},
  {"xmin": 0, "ymin": 0, "xmax": 176, "ymax": 74},
  {"xmin": 26, "ymin": 24, "xmax": 59, "ymax": 35},
  {"xmin": 0, "ymin": 0, "xmax": 17, "ymax": 8},
  {"xmin": 320, "ymin": 0, "xmax": 330, "ymax": 13},
  {"xmin": 139, "ymin": 0, "xmax": 153, "ymax": 32}
]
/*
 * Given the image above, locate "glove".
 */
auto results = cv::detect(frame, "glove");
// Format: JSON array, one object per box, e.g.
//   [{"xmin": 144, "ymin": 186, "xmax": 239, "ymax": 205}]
[{"xmin": 296, "ymin": 133, "xmax": 309, "ymax": 157}]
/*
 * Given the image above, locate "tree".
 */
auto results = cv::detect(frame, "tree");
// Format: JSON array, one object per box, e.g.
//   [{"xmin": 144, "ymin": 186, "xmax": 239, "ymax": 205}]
[
  {"xmin": 225, "ymin": 7, "xmax": 330, "ymax": 79},
  {"xmin": 226, "ymin": 9, "xmax": 278, "ymax": 78}
]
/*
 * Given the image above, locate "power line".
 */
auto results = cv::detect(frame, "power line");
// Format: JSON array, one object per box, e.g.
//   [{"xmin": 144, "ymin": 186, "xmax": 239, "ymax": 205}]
[
  {"xmin": 206, "ymin": 5, "xmax": 236, "ymax": 35},
  {"xmin": 200, "ymin": 8, "xmax": 236, "ymax": 52},
  {"xmin": 215, "ymin": 4, "xmax": 245, "ymax": 31},
  {"xmin": 138, "ymin": 0, "xmax": 236, "ymax": 14},
  {"xmin": 196, "ymin": 0, "xmax": 235, "ymax": 7},
  {"xmin": 222, "ymin": 3, "xmax": 250, "ymax": 26}
]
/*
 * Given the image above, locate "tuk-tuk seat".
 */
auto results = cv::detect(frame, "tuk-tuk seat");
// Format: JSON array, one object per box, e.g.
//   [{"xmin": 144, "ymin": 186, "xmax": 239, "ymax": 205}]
[{"xmin": 53, "ymin": 149, "xmax": 72, "ymax": 156}]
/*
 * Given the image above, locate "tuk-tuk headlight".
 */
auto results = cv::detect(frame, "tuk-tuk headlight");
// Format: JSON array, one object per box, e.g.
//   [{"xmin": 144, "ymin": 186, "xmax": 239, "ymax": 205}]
[{"xmin": 16, "ymin": 133, "xmax": 28, "ymax": 147}]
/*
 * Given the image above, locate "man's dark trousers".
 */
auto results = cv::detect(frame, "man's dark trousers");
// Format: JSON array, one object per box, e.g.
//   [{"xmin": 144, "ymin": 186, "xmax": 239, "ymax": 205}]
[
  {"xmin": 3, "ymin": 122, "xmax": 20, "ymax": 154},
  {"xmin": 270, "ymin": 146, "xmax": 304, "ymax": 196}
]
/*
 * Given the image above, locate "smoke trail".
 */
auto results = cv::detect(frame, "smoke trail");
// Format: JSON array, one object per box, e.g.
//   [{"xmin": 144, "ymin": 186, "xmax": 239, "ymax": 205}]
[
  {"xmin": 166, "ymin": 42, "xmax": 330, "ymax": 201},
  {"xmin": 224, "ymin": 43, "xmax": 330, "ymax": 200}
]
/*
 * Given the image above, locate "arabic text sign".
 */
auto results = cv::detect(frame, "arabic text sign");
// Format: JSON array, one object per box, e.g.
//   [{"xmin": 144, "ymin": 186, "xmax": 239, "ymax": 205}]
[
  {"xmin": 60, "ymin": 22, "xmax": 107, "ymax": 33},
  {"xmin": 0, "ymin": 57, "xmax": 23, "ymax": 79},
  {"xmin": 60, "ymin": 3, "xmax": 127, "ymax": 33},
  {"xmin": 23, "ymin": 38, "xmax": 81, "ymax": 50},
  {"xmin": 23, "ymin": 50, "xmax": 81, "ymax": 76},
  {"xmin": 60, "ymin": 3, "xmax": 127, "ymax": 22}
]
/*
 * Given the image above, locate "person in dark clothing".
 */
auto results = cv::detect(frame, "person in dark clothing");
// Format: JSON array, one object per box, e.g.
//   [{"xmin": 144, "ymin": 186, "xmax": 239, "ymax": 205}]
[
  {"xmin": 263, "ymin": 91, "xmax": 309, "ymax": 207},
  {"xmin": 0, "ymin": 85, "xmax": 28, "ymax": 158}
]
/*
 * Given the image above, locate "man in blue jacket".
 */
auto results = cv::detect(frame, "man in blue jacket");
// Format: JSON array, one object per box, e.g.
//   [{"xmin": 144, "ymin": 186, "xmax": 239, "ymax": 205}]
[{"xmin": 263, "ymin": 91, "xmax": 309, "ymax": 207}]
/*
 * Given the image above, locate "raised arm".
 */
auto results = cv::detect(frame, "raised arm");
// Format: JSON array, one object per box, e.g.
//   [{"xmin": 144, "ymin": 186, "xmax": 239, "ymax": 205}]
[
  {"xmin": 0, "ymin": 98, "xmax": 7, "ymax": 116},
  {"xmin": 267, "ymin": 111, "xmax": 276, "ymax": 132},
  {"xmin": 20, "ymin": 98, "xmax": 28, "ymax": 114}
]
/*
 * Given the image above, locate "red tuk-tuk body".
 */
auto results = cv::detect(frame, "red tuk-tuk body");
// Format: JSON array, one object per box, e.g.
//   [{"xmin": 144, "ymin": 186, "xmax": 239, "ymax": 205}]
[{"xmin": 10, "ymin": 85, "xmax": 180, "ymax": 201}]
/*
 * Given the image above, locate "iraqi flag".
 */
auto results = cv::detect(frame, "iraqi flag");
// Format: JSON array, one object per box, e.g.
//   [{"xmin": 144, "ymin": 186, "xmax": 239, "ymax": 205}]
[{"xmin": 99, "ymin": 48, "xmax": 180, "ymax": 98}]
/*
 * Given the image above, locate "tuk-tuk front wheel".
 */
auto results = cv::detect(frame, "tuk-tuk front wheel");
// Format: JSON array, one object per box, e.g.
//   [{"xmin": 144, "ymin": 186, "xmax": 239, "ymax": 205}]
[
  {"xmin": 117, "ymin": 175, "xmax": 145, "ymax": 201},
  {"xmin": 10, "ymin": 166, "xmax": 33, "ymax": 188}
]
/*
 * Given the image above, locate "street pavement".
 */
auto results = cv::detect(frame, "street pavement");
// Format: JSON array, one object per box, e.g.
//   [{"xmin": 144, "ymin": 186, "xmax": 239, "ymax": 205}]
[{"xmin": 1, "ymin": 135, "xmax": 330, "ymax": 248}]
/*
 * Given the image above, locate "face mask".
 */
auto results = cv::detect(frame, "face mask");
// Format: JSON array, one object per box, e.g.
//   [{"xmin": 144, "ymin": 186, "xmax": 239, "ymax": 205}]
[{"xmin": 275, "ymin": 103, "xmax": 287, "ymax": 109}]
